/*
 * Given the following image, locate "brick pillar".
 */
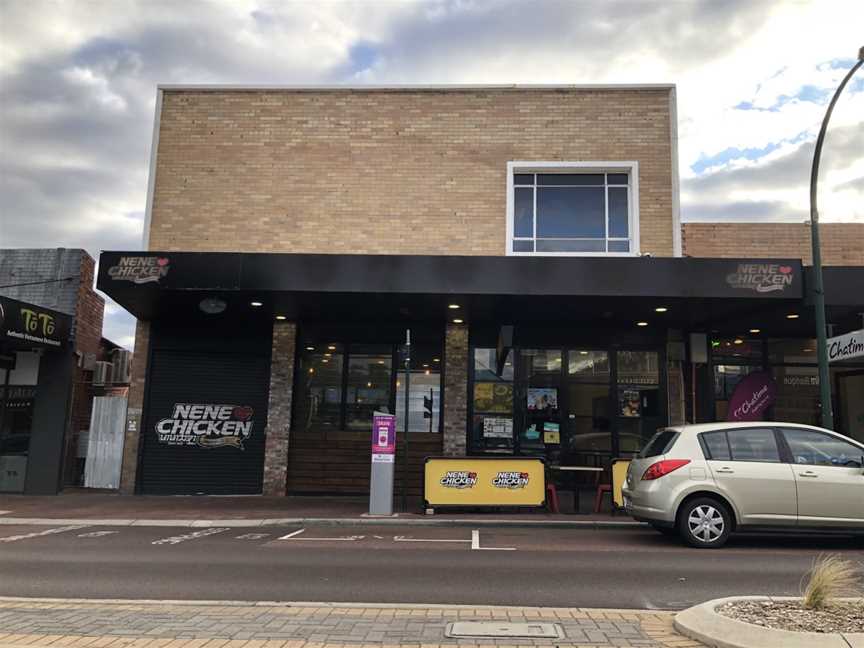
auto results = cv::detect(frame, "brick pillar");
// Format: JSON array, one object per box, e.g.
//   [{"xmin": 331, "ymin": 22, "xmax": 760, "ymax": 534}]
[
  {"xmin": 119, "ymin": 320, "xmax": 149, "ymax": 494},
  {"xmin": 262, "ymin": 321, "xmax": 296, "ymax": 496},
  {"xmin": 666, "ymin": 330, "xmax": 686, "ymax": 426},
  {"xmin": 443, "ymin": 323, "xmax": 468, "ymax": 456}
]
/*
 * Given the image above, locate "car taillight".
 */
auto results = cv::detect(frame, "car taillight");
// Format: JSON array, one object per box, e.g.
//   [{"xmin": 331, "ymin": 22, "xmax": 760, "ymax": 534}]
[{"xmin": 642, "ymin": 459, "xmax": 691, "ymax": 481}]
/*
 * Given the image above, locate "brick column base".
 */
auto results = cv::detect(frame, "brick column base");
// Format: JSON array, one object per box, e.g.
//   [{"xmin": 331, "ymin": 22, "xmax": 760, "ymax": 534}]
[
  {"xmin": 443, "ymin": 323, "xmax": 468, "ymax": 457},
  {"xmin": 119, "ymin": 320, "xmax": 150, "ymax": 494},
  {"xmin": 666, "ymin": 330, "xmax": 686, "ymax": 426},
  {"xmin": 262, "ymin": 321, "xmax": 296, "ymax": 496}
]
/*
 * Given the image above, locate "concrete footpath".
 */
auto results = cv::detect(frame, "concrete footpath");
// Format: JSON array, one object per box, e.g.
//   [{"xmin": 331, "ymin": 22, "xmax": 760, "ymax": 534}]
[
  {"xmin": 0, "ymin": 494, "xmax": 640, "ymax": 529},
  {"xmin": 0, "ymin": 599, "xmax": 704, "ymax": 648}
]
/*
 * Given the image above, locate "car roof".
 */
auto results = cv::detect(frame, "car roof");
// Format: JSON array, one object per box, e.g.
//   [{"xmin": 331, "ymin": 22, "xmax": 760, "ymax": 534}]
[{"xmin": 667, "ymin": 422, "xmax": 841, "ymax": 435}]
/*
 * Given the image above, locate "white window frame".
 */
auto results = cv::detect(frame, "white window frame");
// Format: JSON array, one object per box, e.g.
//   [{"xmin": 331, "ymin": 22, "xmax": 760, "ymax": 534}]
[{"xmin": 505, "ymin": 161, "xmax": 640, "ymax": 257}]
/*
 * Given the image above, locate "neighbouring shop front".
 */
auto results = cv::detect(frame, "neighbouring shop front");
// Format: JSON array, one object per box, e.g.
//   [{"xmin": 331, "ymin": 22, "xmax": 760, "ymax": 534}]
[
  {"xmin": 0, "ymin": 295, "xmax": 73, "ymax": 493},
  {"xmin": 98, "ymin": 251, "xmax": 864, "ymax": 497}
]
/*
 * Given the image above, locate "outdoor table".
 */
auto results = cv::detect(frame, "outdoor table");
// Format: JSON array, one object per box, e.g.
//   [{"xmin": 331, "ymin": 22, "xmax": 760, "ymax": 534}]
[{"xmin": 550, "ymin": 465, "xmax": 604, "ymax": 514}]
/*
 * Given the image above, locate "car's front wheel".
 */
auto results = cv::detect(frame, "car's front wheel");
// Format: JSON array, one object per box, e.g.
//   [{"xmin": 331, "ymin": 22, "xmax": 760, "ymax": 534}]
[{"xmin": 677, "ymin": 497, "xmax": 732, "ymax": 548}]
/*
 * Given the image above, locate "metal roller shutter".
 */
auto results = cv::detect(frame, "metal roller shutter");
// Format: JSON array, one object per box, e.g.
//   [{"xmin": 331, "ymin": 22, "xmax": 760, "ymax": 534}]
[{"xmin": 140, "ymin": 350, "xmax": 270, "ymax": 495}]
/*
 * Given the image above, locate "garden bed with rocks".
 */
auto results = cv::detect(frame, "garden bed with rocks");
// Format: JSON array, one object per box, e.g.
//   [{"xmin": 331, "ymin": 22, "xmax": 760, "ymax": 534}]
[{"xmin": 717, "ymin": 598, "xmax": 864, "ymax": 634}]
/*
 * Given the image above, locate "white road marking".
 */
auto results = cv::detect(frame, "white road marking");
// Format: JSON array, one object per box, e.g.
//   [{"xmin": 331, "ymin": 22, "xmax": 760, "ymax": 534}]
[
  {"xmin": 393, "ymin": 535, "xmax": 471, "ymax": 543},
  {"xmin": 278, "ymin": 528, "xmax": 306, "ymax": 540},
  {"xmin": 0, "ymin": 525, "xmax": 89, "ymax": 543},
  {"xmin": 236, "ymin": 533, "xmax": 271, "ymax": 540},
  {"xmin": 152, "ymin": 527, "xmax": 229, "ymax": 545},
  {"xmin": 277, "ymin": 528, "xmax": 365, "ymax": 542},
  {"xmin": 78, "ymin": 531, "xmax": 118, "ymax": 538},
  {"xmin": 471, "ymin": 529, "xmax": 516, "ymax": 551}
]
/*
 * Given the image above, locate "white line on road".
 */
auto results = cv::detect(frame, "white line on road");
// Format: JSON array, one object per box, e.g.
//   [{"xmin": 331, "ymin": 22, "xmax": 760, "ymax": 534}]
[
  {"xmin": 236, "ymin": 533, "xmax": 271, "ymax": 540},
  {"xmin": 278, "ymin": 528, "xmax": 306, "ymax": 540},
  {"xmin": 0, "ymin": 525, "xmax": 89, "ymax": 543},
  {"xmin": 78, "ymin": 531, "xmax": 118, "ymax": 538},
  {"xmin": 471, "ymin": 529, "xmax": 516, "ymax": 551},
  {"xmin": 152, "ymin": 528, "xmax": 229, "ymax": 545},
  {"xmin": 393, "ymin": 535, "xmax": 471, "ymax": 543}
]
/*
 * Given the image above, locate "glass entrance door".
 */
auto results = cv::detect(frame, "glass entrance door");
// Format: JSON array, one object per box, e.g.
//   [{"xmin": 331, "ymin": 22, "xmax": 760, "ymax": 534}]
[
  {"xmin": 564, "ymin": 350, "xmax": 612, "ymax": 468},
  {"xmin": 517, "ymin": 349, "xmax": 562, "ymax": 460}
]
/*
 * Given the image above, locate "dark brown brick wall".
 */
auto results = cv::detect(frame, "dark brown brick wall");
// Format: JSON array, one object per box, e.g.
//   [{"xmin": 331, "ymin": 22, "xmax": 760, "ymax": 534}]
[
  {"xmin": 120, "ymin": 320, "xmax": 149, "ymax": 494},
  {"xmin": 262, "ymin": 321, "xmax": 296, "ymax": 496}
]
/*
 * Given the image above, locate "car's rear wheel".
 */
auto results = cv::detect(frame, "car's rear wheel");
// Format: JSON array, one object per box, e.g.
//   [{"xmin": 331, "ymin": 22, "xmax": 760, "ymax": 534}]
[{"xmin": 678, "ymin": 497, "xmax": 732, "ymax": 548}]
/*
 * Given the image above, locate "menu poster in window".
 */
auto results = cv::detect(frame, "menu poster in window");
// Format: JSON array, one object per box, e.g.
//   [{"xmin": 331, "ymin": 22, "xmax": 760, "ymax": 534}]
[
  {"xmin": 619, "ymin": 388, "xmax": 641, "ymax": 418},
  {"xmin": 527, "ymin": 388, "xmax": 558, "ymax": 411},
  {"xmin": 543, "ymin": 422, "xmax": 560, "ymax": 444},
  {"xmin": 482, "ymin": 417, "xmax": 513, "ymax": 439},
  {"xmin": 474, "ymin": 383, "xmax": 513, "ymax": 413}
]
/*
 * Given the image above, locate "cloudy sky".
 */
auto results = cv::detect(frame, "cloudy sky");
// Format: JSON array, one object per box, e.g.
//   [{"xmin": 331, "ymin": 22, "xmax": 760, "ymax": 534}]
[{"xmin": 1, "ymin": 0, "xmax": 862, "ymax": 348}]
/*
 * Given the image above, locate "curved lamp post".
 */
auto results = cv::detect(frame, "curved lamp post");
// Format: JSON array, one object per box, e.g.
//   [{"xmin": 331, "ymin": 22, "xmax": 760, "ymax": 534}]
[{"xmin": 809, "ymin": 46, "xmax": 864, "ymax": 430}]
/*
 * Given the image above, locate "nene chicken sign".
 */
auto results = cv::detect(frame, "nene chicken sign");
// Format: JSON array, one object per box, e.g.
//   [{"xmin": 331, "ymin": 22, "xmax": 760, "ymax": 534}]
[{"xmin": 155, "ymin": 403, "xmax": 254, "ymax": 449}]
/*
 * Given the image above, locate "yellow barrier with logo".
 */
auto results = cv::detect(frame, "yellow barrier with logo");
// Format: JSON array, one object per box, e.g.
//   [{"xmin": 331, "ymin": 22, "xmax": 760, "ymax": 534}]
[
  {"xmin": 611, "ymin": 459, "xmax": 631, "ymax": 510},
  {"xmin": 424, "ymin": 457, "xmax": 546, "ymax": 508}
]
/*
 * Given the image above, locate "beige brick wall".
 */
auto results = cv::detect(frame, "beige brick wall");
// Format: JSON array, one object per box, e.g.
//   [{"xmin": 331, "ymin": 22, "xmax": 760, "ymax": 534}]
[
  {"xmin": 683, "ymin": 222, "xmax": 864, "ymax": 265},
  {"xmin": 147, "ymin": 87, "xmax": 676, "ymax": 256}
]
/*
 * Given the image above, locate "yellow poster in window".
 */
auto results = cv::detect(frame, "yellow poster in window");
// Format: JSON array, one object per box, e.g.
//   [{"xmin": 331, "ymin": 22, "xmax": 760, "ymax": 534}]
[{"xmin": 424, "ymin": 457, "xmax": 546, "ymax": 507}]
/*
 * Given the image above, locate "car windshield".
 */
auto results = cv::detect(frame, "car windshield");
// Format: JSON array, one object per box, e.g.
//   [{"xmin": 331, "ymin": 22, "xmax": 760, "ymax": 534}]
[{"xmin": 638, "ymin": 429, "xmax": 679, "ymax": 458}]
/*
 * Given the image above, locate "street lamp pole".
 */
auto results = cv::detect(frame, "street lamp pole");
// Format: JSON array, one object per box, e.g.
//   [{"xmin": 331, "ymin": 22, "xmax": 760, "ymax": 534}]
[{"xmin": 809, "ymin": 46, "xmax": 863, "ymax": 430}]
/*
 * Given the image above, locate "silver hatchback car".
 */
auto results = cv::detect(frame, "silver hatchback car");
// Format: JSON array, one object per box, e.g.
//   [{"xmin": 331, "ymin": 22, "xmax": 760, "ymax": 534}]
[{"xmin": 622, "ymin": 422, "xmax": 864, "ymax": 548}]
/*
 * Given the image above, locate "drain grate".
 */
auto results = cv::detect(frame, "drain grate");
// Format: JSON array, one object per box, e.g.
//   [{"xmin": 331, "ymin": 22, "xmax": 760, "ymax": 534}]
[{"xmin": 445, "ymin": 622, "xmax": 564, "ymax": 639}]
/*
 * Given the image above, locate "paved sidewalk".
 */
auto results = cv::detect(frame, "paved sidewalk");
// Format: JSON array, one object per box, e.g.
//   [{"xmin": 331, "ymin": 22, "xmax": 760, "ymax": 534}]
[
  {"xmin": 0, "ymin": 494, "xmax": 638, "ymax": 529},
  {"xmin": 0, "ymin": 600, "xmax": 703, "ymax": 648}
]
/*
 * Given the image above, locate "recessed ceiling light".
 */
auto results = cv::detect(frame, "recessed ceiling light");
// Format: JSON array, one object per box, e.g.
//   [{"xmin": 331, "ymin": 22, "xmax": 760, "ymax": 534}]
[
  {"xmin": 749, "ymin": 328, "xmax": 761, "ymax": 334},
  {"xmin": 654, "ymin": 307, "xmax": 668, "ymax": 313},
  {"xmin": 328, "ymin": 345, "xmax": 336, "ymax": 350},
  {"xmin": 637, "ymin": 321, "xmax": 648, "ymax": 327},
  {"xmin": 199, "ymin": 298, "xmax": 227, "ymax": 315},
  {"xmin": 275, "ymin": 315, "xmax": 287, "ymax": 320},
  {"xmin": 433, "ymin": 358, "xmax": 440, "ymax": 363},
  {"xmin": 733, "ymin": 339, "xmax": 743, "ymax": 345},
  {"xmin": 324, "ymin": 352, "xmax": 332, "ymax": 357},
  {"xmin": 308, "ymin": 368, "xmax": 314, "ymax": 374},
  {"xmin": 448, "ymin": 304, "xmax": 461, "ymax": 309},
  {"xmin": 787, "ymin": 313, "xmax": 799, "ymax": 319},
  {"xmin": 378, "ymin": 360, "xmax": 385, "ymax": 364},
  {"xmin": 306, "ymin": 346, "xmax": 315, "ymax": 351},
  {"xmin": 579, "ymin": 351, "xmax": 589, "ymax": 355},
  {"xmin": 423, "ymin": 364, "xmax": 429, "ymax": 368},
  {"xmin": 250, "ymin": 301, "xmax": 263, "ymax": 307},
  {"xmin": 803, "ymin": 348, "xmax": 813, "ymax": 352},
  {"xmin": 321, "ymin": 359, "xmax": 329, "ymax": 363},
  {"xmin": 452, "ymin": 318, "xmax": 463, "ymax": 324}
]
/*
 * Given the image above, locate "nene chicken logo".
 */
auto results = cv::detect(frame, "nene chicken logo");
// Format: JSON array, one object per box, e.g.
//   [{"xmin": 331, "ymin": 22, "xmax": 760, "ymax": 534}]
[
  {"xmin": 440, "ymin": 471, "xmax": 477, "ymax": 489},
  {"xmin": 492, "ymin": 471, "xmax": 530, "ymax": 489},
  {"xmin": 108, "ymin": 256, "xmax": 170, "ymax": 284},
  {"xmin": 155, "ymin": 403, "xmax": 253, "ymax": 449}
]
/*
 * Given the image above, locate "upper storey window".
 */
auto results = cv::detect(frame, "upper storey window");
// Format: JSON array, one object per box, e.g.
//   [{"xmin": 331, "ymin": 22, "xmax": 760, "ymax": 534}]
[{"xmin": 507, "ymin": 162, "xmax": 639, "ymax": 256}]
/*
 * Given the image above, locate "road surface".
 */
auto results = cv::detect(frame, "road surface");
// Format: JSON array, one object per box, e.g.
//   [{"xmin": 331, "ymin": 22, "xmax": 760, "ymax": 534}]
[{"xmin": 0, "ymin": 523, "xmax": 860, "ymax": 609}]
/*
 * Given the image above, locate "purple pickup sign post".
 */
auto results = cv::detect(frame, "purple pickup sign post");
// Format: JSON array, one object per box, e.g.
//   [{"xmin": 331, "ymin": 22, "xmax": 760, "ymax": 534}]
[
  {"xmin": 726, "ymin": 371, "xmax": 778, "ymax": 422},
  {"xmin": 371, "ymin": 413, "xmax": 396, "ymax": 454},
  {"xmin": 369, "ymin": 412, "xmax": 396, "ymax": 516}
]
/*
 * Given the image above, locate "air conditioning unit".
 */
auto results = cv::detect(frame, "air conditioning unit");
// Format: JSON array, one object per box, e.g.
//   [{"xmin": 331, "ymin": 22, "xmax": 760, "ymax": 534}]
[
  {"xmin": 110, "ymin": 349, "xmax": 132, "ymax": 385},
  {"xmin": 93, "ymin": 361, "xmax": 112, "ymax": 386}
]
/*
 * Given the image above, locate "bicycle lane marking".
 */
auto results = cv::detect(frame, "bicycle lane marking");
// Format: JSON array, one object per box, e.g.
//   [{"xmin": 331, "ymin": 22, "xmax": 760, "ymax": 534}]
[
  {"xmin": 151, "ymin": 527, "xmax": 230, "ymax": 545},
  {"xmin": 0, "ymin": 525, "xmax": 90, "ymax": 543}
]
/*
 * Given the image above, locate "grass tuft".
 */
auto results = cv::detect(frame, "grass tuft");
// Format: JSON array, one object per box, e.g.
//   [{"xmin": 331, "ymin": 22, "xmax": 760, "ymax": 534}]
[{"xmin": 801, "ymin": 554, "xmax": 862, "ymax": 610}]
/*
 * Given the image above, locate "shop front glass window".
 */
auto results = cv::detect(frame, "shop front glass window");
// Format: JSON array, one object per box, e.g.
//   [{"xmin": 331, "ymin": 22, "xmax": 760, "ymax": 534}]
[
  {"xmin": 297, "ymin": 345, "xmax": 344, "ymax": 431},
  {"xmin": 771, "ymin": 365, "xmax": 819, "ymax": 426},
  {"xmin": 345, "ymin": 347, "xmax": 392, "ymax": 430},
  {"xmin": 396, "ymin": 349, "xmax": 442, "ymax": 434},
  {"xmin": 0, "ymin": 354, "xmax": 39, "ymax": 493},
  {"xmin": 713, "ymin": 364, "xmax": 762, "ymax": 421},
  {"xmin": 567, "ymin": 350, "xmax": 611, "ymax": 456},
  {"xmin": 616, "ymin": 351, "xmax": 660, "ymax": 453},
  {"xmin": 472, "ymin": 348, "xmax": 514, "ymax": 452},
  {"xmin": 520, "ymin": 349, "xmax": 562, "ymax": 455}
]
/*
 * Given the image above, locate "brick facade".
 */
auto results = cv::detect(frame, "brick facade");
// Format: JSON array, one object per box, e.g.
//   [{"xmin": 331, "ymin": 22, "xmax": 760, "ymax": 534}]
[
  {"xmin": 682, "ymin": 222, "xmax": 864, "ymax": 265},
  {"xmin": 147, "ymin": 87, "xmax": 677, "ymax": 257},
  {"xmin": 262, "ymin": 321, "xmax": 296, "ymax": 496},
  {"xmin": 442, "ymin": 324, "xmax": 469, "ymax": 457}
]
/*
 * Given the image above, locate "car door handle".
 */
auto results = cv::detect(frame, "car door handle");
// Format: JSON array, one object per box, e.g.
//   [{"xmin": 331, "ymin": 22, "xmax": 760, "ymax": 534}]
[
  {"xmin": 715, "ymin": 468, "xmax": 734, "ymax": 474},
  {"xmin": 799, "ymin": 471, "xmax": 819, "ymax": 478}
]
